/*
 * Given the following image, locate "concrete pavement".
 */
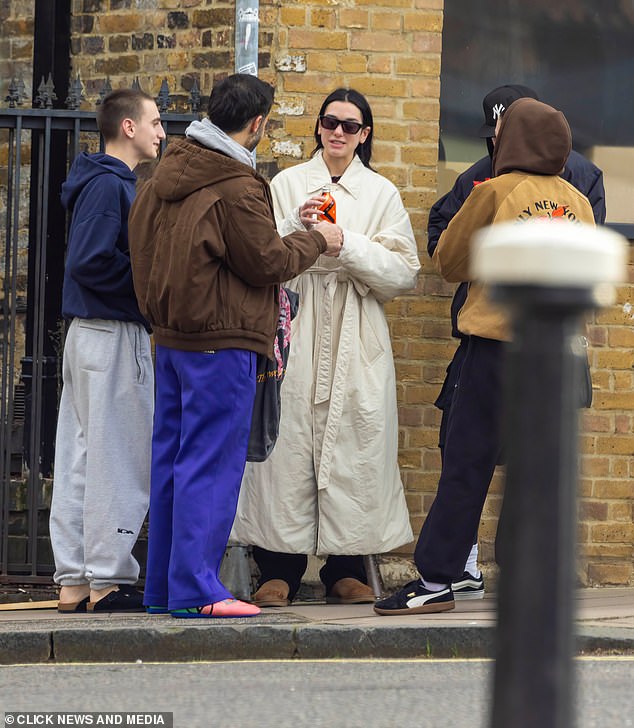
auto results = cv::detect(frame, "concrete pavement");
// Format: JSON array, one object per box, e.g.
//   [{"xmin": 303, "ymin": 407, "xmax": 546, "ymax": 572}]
[{"xmin": 0, "ymin": 587, "xmax": 632, "ymax": 664}]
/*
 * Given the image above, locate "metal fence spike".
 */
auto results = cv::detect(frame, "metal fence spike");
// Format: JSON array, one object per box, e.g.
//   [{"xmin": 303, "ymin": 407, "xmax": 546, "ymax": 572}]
[
  {"xmin": 17, "ymin": 78, "xmax": 27, "ymax": 106},
  {"xmin": 5, "ymin": 78, "xmax": 19, "ymax": 108},
  {"xmin": 156, "ymin": 78, "xmax": 171, "ymax": 112},
  {"xmin": 131, "ymin": 76, "xmax": 142, "ymax": 91},
  {"xmin": 35, "ymin": 73, "xmax": 57, "ymax": 108},
  {"xmin": 97, "ymin": 77, "xmax": 113, "ymax": 105},
  {"xmin": 65, "ymin": 74, "xmax": 85, "ymax": 110},
  {"xmin": 189, "ymin": 78, "xmax": 201, "ymax": 113}
]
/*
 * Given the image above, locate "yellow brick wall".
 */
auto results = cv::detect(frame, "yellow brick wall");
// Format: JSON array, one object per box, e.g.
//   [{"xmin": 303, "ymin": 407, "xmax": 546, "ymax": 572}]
[
  {"xmin": 579, "ymin": 258, "xmax": 634, "ymax": 585},
  {"xmin": 1, "ymin": 0, "xmax": 632, "ymax": 587}
]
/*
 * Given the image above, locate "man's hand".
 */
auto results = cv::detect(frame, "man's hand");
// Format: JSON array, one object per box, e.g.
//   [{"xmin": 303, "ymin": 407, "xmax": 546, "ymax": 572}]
[{"xmin": 314, "ymin": 221, "xmax": 343, "ymax": 257}]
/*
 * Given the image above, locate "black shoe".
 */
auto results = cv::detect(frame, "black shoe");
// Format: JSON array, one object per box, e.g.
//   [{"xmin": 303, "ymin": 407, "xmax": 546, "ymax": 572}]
[
  {"xmin": 374, "ymin": 580, "xmax": 455, "ymax": 616},
  {"xmin": 87, "ymin": 585, "xmax": 145, "ymax": 613},
  {"xmin": 451, "ymin": 571, "xmax": 485, "ymax": 600},
  {"xmin": 116, "ymin": 583, "xmax": 143, "ymax": 598},
  {"xmin": 57, "ymin": 596, "xmax": 89, "ymax": 613}
]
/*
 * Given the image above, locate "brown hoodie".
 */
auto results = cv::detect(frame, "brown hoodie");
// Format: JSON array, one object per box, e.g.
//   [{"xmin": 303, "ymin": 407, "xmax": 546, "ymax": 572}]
[
  {"xmin": 433, "ymin": 98, "xmax": 595, "ymax": 341},
  {"xmin": 492, "ymin": 97, "xmax": 572, "ymax": 177},
  {"xmin": 129, "ymin": 137, "xmax": 327, "ymax": 355}
]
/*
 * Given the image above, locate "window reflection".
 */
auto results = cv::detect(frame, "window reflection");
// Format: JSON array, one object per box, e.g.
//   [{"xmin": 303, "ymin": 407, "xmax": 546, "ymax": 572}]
[{"xmin": 439, "ymin": 1, "xmax": 634, "ymax": 228}]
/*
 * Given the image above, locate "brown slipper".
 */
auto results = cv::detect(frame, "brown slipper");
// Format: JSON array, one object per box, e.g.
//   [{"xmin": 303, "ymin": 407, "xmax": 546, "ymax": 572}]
[
  {"xmin": 57, "ymin": 596, "xmax": 90, "ymax": 613},
  {"xmin": 252, "ymin": 579, "xmax": 290, "ymax": 607},
  {"xmin": 325, "ymin": 578, "xmax": 377, "ymax": 604}
]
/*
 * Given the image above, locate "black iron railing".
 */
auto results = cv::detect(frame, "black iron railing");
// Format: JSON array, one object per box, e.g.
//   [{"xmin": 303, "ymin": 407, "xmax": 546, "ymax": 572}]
[{"xmin": 0, "ymin": 75, "xmax": 200, "ymax": 581}]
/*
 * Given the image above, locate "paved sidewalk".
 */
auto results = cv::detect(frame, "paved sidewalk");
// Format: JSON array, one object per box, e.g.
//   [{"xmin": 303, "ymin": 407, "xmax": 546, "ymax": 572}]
[{"xmin": 0, "ymin": 587, "xmax": 632, "ymax": 665}]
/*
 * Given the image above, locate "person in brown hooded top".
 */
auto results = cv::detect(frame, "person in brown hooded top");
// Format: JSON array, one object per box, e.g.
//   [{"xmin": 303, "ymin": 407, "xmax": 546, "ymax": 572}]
[
  {"xmin": 128, "ymin": 74, "xmax": 344, "ymax": 618},
  {"xmin": 375, "ymin": 97, "xmax": 596, "ymax": 616}
]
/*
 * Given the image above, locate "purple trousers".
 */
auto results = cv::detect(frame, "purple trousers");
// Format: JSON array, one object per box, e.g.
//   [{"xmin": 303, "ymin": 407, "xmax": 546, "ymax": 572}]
[{"xmin": 143, "ymin": 346, "xmax": 256, "ymax": 610}]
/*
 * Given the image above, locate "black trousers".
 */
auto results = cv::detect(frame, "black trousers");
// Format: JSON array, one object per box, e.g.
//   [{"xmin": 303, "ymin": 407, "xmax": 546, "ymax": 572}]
[
  {"xmin": 253, "ymin": 546, "xmax": 368, "ymax": 601},
  {"xmin": 435, "ymin": 335, "xmax": 468, "ymax": 454},
  {"xmin": 415, "ymin": 336, "xmax": 505, "ymax": 584}
]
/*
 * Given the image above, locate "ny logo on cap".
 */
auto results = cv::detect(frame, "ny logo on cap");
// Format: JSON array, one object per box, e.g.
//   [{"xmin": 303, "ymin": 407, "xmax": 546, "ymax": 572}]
[{"xmin": 492, "ymin": 103, "xmax": 506, "ymax": 121}]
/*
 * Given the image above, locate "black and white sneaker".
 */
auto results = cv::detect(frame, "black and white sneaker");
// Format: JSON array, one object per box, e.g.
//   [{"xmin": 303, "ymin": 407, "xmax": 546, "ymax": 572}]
[
  {"xmin": 451, "ymin": 571, "xmax": 485, "ymax": 600},
  {"xmin": 373, "ymin": 580, "xmax": 455, "ymax": 616}
]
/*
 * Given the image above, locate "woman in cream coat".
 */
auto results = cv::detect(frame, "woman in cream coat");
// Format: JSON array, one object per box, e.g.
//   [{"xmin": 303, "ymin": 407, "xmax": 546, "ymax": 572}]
[{"xmin": 232, "ymin": 88, "xmax": 420, "ymax": 606}]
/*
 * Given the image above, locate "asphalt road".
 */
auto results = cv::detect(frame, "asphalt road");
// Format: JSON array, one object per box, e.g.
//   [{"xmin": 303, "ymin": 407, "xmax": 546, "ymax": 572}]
[{"xmin": 1, "ymin": 658, "xmax": 633, "ymax": 728}]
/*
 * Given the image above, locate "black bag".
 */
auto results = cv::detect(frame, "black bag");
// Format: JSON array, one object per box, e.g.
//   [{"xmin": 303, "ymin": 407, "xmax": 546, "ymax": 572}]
[{"xmin": 247, "ymin": 288, "xmax": 300, "ymax": 462}]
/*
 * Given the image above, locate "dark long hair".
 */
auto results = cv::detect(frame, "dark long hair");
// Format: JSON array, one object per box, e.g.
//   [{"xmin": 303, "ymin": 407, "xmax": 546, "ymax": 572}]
[{"xmin": 312, "ymin": 88, "xmax": 374, "ymax": 169}]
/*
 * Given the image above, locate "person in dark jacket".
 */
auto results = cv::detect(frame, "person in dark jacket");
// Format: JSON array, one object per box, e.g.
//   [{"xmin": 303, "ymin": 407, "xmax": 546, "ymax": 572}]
[
  {"xmin": 128, "ymin": 74, "xmax": 344, "ymax": 619},
  {"xmin": 375, "ymin": 98, "xmax": 596, "ymax": 616},
  {"xmin": 49, "ymin": 89, "xmax": 166, "ymax": 614},
  {"xmin": 426, "ymin": 85, "xmax": 606, "ymax": 599}
]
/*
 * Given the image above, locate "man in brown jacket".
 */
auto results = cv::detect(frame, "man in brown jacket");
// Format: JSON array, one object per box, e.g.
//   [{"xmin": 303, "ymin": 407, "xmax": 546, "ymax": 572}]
[{"xmin": 129, "ymin": 74, "xmax": 343, "ymax": 619}]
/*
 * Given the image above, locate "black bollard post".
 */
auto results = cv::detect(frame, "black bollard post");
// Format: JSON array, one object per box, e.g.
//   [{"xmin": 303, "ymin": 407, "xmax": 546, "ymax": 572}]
[
  {"xmin": 491, "ymin": 285, "xmax": 590, "ymax": 728},
  {"xmin": 470, "ymin": 222, "xmax": 626, "ymax": 728}
]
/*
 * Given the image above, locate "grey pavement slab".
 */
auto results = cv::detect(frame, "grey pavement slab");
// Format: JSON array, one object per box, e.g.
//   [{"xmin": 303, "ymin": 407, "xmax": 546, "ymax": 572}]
[{"xmin": 0, "ymin": 587, "xmax": 631, "ymax": 664}]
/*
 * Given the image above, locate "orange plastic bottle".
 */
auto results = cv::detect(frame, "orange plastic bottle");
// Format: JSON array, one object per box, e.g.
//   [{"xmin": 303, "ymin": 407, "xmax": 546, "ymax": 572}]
[{"xmin": 318, "ymin": 187, "xmax": 336, "ymax": 223}]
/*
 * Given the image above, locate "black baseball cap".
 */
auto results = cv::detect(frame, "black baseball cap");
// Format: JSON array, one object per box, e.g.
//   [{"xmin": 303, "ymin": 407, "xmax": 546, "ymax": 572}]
[{"xmin": 478, "ymin": 84, "xmax": 539, "ymax": 138}]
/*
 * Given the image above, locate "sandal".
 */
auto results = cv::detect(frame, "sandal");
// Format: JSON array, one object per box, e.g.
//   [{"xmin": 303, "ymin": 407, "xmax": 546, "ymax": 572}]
[
  {"xmin": 171, "ymin": 599, "xmax": 261, "ymax": 618},
  {"xmin": 146, "ymin": 605, "xmax": 169, "ymax": 614}
]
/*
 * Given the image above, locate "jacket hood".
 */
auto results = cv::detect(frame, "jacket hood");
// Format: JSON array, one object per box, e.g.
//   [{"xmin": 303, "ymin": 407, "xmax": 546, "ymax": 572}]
[
  {"xmin": 151, "ymin": 137, "xmax": 257, "ymax": 202},
  {"xmin": 492, "ymin": 98, "xmax": 572, "ymax": 177},
  {"xmin": 186, "ymin": 118, "xmax": 256, "ymax": 169},
  {"xmin": 60, "ymin": 153, "xmax": 135, "ymax": 211}
]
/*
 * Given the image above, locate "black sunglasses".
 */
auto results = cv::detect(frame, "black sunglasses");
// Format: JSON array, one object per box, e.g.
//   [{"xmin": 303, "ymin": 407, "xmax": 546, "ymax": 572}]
[{"xmin": 319, "ymin": 115, "xmax": 365, "ymax": 135}]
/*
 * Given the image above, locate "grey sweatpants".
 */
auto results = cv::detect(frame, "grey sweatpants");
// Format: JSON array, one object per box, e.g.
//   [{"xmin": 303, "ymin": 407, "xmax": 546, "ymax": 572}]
[{"xmin": 49, "ymin": 318, "xmax": 154, "ymax": 590}]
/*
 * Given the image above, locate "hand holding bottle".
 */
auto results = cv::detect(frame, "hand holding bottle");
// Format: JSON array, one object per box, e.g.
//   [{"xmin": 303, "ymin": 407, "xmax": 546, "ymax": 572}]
[{"xmin": 299, "ymin": 188, "xmax": 337, "ymax": 228}]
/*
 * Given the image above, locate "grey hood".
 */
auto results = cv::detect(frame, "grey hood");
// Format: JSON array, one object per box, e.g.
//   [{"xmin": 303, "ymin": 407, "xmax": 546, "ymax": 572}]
[{"xmin": 185, "ymin": 118, "xmax": 256, "ymax": 169}]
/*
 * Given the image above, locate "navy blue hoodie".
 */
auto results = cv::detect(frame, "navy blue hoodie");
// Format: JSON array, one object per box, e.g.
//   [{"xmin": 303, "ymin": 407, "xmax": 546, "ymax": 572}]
[{"xmin": 61, "ymin": 152, "xmax": 148, "ymax": 327}]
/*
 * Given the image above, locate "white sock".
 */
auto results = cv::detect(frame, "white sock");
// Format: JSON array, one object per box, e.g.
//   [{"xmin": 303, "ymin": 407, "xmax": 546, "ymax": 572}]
[
  {"xmin": 420, "ymin": 577, "xmax": 449, "ymax": 592},
  {"xmin": 464, "ymin": 544, "xmax": 481, "ymax": 578}
]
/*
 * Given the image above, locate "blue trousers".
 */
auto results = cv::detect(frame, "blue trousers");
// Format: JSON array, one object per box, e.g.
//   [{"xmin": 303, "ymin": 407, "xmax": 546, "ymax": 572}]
[{"xmin": 143, "ymin": 346, "xmax": 256, "ymax": 610}]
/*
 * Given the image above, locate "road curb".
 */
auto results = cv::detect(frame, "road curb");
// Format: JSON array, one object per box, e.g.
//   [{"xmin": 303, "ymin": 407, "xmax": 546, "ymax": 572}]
[{"xmin": 2, "ymin": 620, "xmax": 633, "ymax": 664}]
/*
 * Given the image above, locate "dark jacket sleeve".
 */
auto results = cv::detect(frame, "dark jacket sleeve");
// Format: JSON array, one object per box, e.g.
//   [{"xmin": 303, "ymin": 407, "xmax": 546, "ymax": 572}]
[
  {"xmin": 564, "ymin": 150, "xmax": 606, "ymax": 225},
  {"xmin": 584, "ymin": 168, "xmax": 606, "ymax": 225},
  {"xmin": 427, "ymin": 156, "xmax": 493, "ymax": 258}
]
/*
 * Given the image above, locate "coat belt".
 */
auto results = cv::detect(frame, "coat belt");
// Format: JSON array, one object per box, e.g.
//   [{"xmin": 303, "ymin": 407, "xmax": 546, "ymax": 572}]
[{"xmin": 310, "ymin": 269, "xmax": 370, "ymax": 490}]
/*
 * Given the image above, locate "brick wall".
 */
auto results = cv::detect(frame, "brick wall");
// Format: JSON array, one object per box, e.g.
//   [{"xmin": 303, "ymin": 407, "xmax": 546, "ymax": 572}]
[
  {"xmin": 1, "ymin": 0, "xmax": 632, "ymax": 587},
  {"xmin": 580, "ymin": 267, "xmax": 634, "ymax": 585},
  {"xmin": 0, "ymin": 0, "xmax": 34, "ymax": 92}
]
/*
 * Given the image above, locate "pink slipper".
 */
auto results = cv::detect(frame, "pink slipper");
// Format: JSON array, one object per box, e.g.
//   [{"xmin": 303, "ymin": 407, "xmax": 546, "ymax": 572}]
[{"xmin": 171, "ymin": 599, "xmax": 261, "ymax": 618}]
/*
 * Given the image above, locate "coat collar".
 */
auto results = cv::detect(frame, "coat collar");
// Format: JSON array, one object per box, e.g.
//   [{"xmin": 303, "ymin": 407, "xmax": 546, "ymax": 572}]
[{"xmin": 304, "ymin": 151, "xmax": 366, "ymax": 199}]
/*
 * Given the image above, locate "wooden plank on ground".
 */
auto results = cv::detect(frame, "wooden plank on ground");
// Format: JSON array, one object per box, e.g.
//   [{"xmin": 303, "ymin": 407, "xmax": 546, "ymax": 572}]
[{"xmin": 0, "ymin": 600, "xmax": 58, "ymax": 611}]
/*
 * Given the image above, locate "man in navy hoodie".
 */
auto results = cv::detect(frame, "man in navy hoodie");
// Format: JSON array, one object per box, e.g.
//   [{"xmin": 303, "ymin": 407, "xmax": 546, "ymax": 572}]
[{"xmin": 49, "ymin": 89, "xmax": 165, "ymax": 613}]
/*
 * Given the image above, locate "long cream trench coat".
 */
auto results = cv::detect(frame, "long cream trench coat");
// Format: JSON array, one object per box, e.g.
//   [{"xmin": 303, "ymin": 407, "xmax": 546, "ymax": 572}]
[{"xmin": 231, "ymin": 152, "xmax": 420, "ymax": 555}]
